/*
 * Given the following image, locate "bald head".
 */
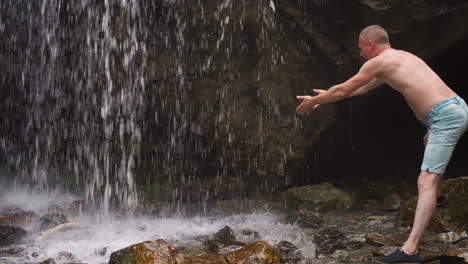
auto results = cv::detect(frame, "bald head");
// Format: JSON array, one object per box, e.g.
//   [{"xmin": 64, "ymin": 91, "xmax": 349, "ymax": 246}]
[{"xmin": 360, "ymin": 25, "xmax": 390, "ymax": 45}]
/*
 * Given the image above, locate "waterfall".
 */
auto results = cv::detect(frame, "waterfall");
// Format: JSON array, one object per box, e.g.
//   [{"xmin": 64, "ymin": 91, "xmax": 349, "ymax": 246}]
[{"xmin": 0, "ymin": 0, "xmax": 291, "ymax": 216}]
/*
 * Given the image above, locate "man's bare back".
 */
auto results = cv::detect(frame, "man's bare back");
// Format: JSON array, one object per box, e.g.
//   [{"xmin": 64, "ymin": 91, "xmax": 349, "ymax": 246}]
[{"xmin": 366, "ymin": 48, "xmax": 455, "ymax": 120}]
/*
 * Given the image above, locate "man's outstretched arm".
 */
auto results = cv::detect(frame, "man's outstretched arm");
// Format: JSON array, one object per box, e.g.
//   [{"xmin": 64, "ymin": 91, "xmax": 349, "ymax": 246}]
[
  {"xmin": 296, "ymin": 59, "xmax": 380, "ymax": 115},
  {"xmin": 348, "ymin": 77, "xmax": 384, "ymax": 97}
]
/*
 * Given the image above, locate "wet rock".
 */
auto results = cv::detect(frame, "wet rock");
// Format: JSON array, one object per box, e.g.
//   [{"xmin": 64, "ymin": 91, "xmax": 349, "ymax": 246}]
[
  {"xmin": 371, "ymin": 246, "xmax": 399, "ymax": 257},
  {"xmin": 440, "ymin": 249, "xmax": 468, "ymax": 263},
  {"xmin": 58, "ymin": 251, "xmax": 78, "ymax": 262},
  {"xmin": 109, "ymin": 239, "xmax": 184, "ymax": 264},
  {"xmin": 382, "ymin": 194, "xmax": 402, "ymax": 211},
  {"xmin": 0, "ymin": 226, "xmax": 27, "ymax": 246},
  {"xmin": 0, "ymin": 207, "xmax": 38, "ymax": 227},
  {"xmin": 313, "ymin": 227, "xmax": 347, "ymax": 254},
  {"xmin": 396, "ymin": 177, "xmax": 468, "ymax": 232},
  {"xmin": 95, "ymin": 247, "xmax": 108, "ymax": 256},
  {"xmin": 461, "ymin": 230, "xmax": 468, "ymax": 238},
  {"xmin": 420, "ymin": 249, "xmax": 444, "ymax": 263},
  {"xmin": 35, "ymin": 213, "xmax": 68, "ymax": 232},
  {"xmin": 438, "ymin": 231, "xmax": 462, "ymax": 243},
  {"xmin": 365, "ymin": 233, "xmax": 399, "ymax": 246},
  {"xmin": 282, "ymin": 183, "xmax": 356, "ymax": 213},
  {"xmin": 331, "ymin": 250, "xmax": 349, "ymax": 261},
  {"xmin": 0, "ymin": 246, "xmax": 26, "ymax": 257},
  {"xmin": 457, "ymin": 240, "xmax": 468, "ymax": 249},
  {"xmin": 183, "ymin": 254, "xmax": 226, "ymax": 264},
  {"xmin": 39, "ymin": 258, "xmax": 57, "ymax": 264},
  {"xmin": 225, "ymin": 241, "xmax": 282, "ymax": 264},
  {"xmin": 289, "ymin": 210, "xmax": 324, "ymax": 228},
  {"xmin": 239, "ymin": 228, "xmax": 262, "ymax": 243},
  {"xmin": 213, "ymin": 226, "xmax": 236, "ymax": 242},
  {"xmin": 345, "ymin": 240, "xmax": 364, "ymax": 250},
  {"xmin": 348, "ymin": 233, "xmax": 366, "ymax": 243},
  {"xmin": 275, "ymin": 240, "xmax": 303, "ymax": 264},
  {"xmin": 218, "ymin": 245, "xmax": 244, "ymax": 256},
  {"xmin": 205, "ymin": 226, "xmax": 246, "ymax": 253},
  {"xmin": 367, "ymin": 215, "xmax": 388, "ymax": 221},
  {"xmin": 348, "ymin": 253, "xmax": 365, "ymax": 262}
]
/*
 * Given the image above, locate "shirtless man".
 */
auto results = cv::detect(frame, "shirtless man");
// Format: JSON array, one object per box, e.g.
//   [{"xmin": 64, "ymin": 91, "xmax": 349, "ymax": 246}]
[{"xmin": 296, "ymin": 25, "xmax": 468, "ymax": 264}]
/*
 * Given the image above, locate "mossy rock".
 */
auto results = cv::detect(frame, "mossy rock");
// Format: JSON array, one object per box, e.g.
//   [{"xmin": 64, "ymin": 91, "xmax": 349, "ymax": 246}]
[{"xmin": 282, "ymin": 182, "xmax": 356, "ymax": 213}]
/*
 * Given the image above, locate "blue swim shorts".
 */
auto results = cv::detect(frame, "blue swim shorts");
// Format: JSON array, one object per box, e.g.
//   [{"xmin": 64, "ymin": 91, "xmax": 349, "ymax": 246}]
[{"xmin": 421, "ymin": 95, "xmax": 468, "ymax": 175}]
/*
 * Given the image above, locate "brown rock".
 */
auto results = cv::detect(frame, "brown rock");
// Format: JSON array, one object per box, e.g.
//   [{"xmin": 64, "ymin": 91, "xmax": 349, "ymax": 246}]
[
  {"xmin": 109, "ymin": 239, "xmax": 184, "ymax": 264},
  {"xmin": 313, "ymin": 227, "xmax": 346, "ymax": 254},
  {"xmin": 438, "ymin": 231, "xmax": 462, "ymax": 243},
  {"xmin": 331, "ymin": 250, "xmax": 349, "ymax": 261},
  {"xmin": 275, "ymin": 240, "xmax": 303, "ymax": 264},
  {"xmin": 290, "ymin": 210, "xmax": 324, "ymax": 228},
  {"xmin": 183, "ymin": 254, "xmax": 226, "ymax": 264},
  {"xmin": 282, "ymin": 183, "xmax": 356, "ymax": 213},
  {"xmin": 225, "ymin": 241, "xmax": 282, "ymax": 264},
  {"xmin": 371, "ymin": 246, "xmax": 399, "ymax": 257},
  {"xmin": 365, "ymin": 233, "xmax": 398, "ymax": 246},
  {"xmin": 382, "ymin": 194, "xmax": 402, "ymax": 211}
]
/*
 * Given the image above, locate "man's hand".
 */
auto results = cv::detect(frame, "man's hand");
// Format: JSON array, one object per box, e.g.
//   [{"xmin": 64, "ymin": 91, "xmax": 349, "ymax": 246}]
[{"xmin": 295, "ymin": 89, "xmax": 325, "ymax": 115}]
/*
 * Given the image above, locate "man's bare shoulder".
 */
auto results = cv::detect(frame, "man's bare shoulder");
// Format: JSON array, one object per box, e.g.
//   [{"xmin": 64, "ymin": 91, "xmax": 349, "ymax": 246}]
[
  {"xmin": 362, "ymin": 49, "xmax": 414, "ymax": 73},
  {"xmin": 360, "ymin": 52, "xmax": 391, "ymax": 74}
]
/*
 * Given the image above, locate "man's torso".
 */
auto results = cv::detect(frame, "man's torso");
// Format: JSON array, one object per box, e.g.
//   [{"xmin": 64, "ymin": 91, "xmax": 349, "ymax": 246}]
[{"xmin": 370, "ymin": 49, "xmax": 455, "ymax": 120}]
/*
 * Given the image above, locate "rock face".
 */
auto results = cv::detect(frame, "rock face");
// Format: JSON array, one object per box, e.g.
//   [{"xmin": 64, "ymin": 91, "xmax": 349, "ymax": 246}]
[
  {"xmin": 283, "ymin": 183, "xmax": 356, "ymax": 212},
  {"xmin": 0, "ymin": 226, "xmax": 27, "ymax": 247},
  {"xmin": 395, "ymin": 177, "xmax": 468, "ymax": 232},
  {"xmin": 108, "ymin": 240, "xmax": 184, "ymax": 264}
]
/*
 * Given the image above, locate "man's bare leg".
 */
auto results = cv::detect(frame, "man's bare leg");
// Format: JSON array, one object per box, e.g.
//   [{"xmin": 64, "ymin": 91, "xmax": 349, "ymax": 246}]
[{"xmin": 401, "ymin": 170, "xmax": 442, "ymax": 255}]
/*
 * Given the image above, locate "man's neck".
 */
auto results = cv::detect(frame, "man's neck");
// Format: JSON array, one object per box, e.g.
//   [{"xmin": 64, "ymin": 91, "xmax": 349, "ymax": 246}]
[{"xmin": 375, "ymin": 45, "xmax": 392, "ymax": 56}]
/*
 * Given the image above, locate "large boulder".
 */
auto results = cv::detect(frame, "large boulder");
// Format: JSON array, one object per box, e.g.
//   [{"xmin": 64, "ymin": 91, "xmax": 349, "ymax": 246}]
[
  {"xmin": 109, "ymin": 240, "xmax": 184, "ymax": 264},
  {"xmin": 225, "ymin": 241, "xmax": 283, "ymax": 264},
  {"xmin": 282, "ymin": 183, "xmax": 356, "ymax": 212},
  {"xmin": 395, "ymin": 177, "xmax": 468, "ymax": 232},
  {"xmin": 0, "ymin": 226, "xmax": 27, "ymax": 247}
]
